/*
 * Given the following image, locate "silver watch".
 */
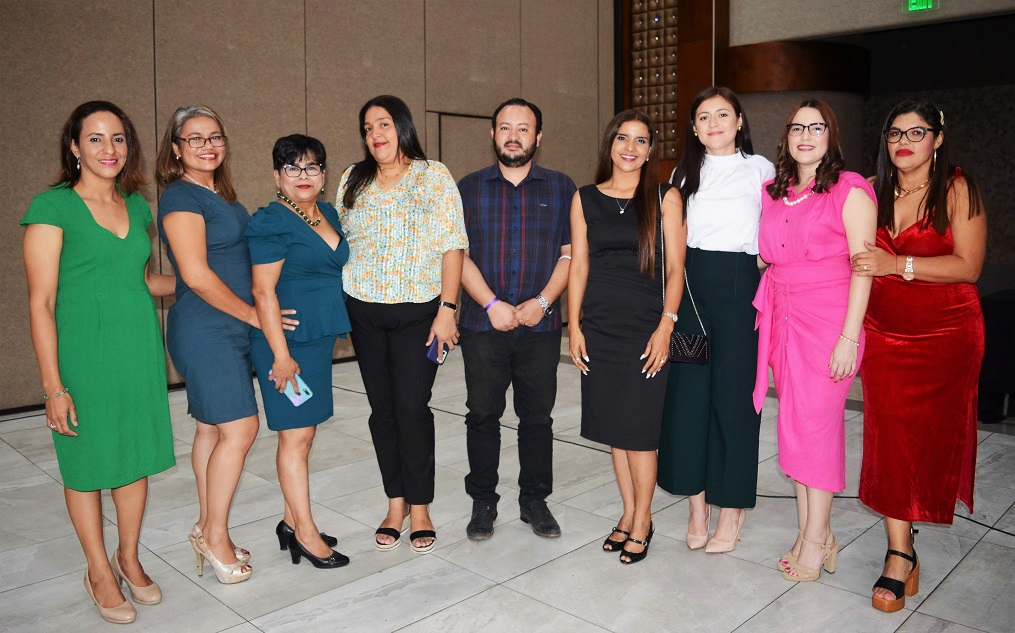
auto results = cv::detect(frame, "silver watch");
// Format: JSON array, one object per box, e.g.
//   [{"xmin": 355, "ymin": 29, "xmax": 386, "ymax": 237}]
[{"xmin": 536, "ymin": 294, "xmax": 552, "ymax": 316}]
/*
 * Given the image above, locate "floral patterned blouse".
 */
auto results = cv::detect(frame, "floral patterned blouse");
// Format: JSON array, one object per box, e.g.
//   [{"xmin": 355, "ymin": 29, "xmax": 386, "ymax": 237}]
[{"xmin": 337, "ymin": 159, "xmax": 468, "ymax": 303}]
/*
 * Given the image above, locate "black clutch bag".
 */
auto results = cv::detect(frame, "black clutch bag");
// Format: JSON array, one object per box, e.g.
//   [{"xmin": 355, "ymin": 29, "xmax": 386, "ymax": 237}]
[{"xmin": 659, "ymin": 186, "xmax": 709, "ymax": 364}]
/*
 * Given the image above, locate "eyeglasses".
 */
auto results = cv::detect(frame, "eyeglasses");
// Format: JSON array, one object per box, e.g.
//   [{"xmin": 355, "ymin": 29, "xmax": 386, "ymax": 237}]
[
  {"xmin": 786, "ymin": 123, "xmax": 828, "ymax": 137},
  {"xmin": 175, "ymin": 135, "xmax": 227, "ymax": 148},
  {"xmin": 282, "ymin": 163, "xmax": 323, "ymax": 178},
  {"xmin": 884, "ymin": 126, "xmax": 934, "ymax": 143}
]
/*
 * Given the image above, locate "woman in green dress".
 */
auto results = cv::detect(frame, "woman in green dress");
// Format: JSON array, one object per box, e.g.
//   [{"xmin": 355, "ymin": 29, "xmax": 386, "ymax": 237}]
[{"xmin": 22, "ymin": 101, "xmax": 177, "ymax": 625}]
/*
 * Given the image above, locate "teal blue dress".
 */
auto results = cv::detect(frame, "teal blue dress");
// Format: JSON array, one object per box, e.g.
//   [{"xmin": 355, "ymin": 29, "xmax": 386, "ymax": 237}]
[{"xmin": 245, "ymin": 201, "xmax": 351, "ymax": 430}]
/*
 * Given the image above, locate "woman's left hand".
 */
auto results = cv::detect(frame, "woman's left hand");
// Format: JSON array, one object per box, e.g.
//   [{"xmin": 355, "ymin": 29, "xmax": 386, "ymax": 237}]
[
  {"xmin": 270, "ymin": 356, "xmax": 301, "ymax": 394},
  {"xmin": 427, "ymin": 308, "xmax": 459, "ymax": 351},
  {"xmin": 850, "ymin": 241, "xmax": 895, "ymax": 277},
  {"xmin": 640, "ymin": 324, "xmax": 673, "ymax": 378},
  {"xmin": 828, "ymin": 338, "xmax": 858, "ymax": 382}
]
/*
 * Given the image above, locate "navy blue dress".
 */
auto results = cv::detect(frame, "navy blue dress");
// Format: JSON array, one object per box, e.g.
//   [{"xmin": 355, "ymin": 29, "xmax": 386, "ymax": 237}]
[
  {"xmin": 158, "ymin": 180, "xmax": 257, "ymax": 424},
  {"xmin": 245, "ymin": 201, "xmax": 351, "ymax": 430}
]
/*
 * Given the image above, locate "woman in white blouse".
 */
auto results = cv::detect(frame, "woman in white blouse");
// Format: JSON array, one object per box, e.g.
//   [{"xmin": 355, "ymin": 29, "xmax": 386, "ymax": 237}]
[{"xmin": 657, "ymin": 87, "xmax": 775, "ymax": 553}]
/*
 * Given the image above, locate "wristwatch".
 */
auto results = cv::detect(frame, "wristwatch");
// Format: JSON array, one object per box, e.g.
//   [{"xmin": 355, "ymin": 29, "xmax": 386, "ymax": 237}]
[
  {"xmin": 535, "ymin": 294, "xmax": 552, "ymax": 316},
  {"xmin": 902, "ymin": 256, "xmax": 915, "ymax": 281},
  {"xmin": 662, "ymin": 312, "xmax": 679, "ymax": 322}
]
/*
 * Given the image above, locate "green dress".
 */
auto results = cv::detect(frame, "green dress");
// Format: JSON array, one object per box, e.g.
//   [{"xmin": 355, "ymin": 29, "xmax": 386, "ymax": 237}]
[{"xmin": 21, "ymin": 185, "xmax": 175, "ymax": 492}]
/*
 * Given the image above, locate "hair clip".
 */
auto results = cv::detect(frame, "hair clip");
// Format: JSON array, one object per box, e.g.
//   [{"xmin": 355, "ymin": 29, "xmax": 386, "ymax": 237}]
[{"xmin": 939, "ymin": 110, "xmax": 945, "ymax": 126}]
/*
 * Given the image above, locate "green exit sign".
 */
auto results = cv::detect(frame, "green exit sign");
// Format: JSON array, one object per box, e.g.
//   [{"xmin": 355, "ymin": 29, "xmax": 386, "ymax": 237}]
[{"xmin": 907, "ymin": 0, "xmax": 936, "ymax": 11}]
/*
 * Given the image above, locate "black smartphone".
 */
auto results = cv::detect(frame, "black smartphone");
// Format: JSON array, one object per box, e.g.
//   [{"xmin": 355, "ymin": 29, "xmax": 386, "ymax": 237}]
[{"xmin": 427, "ymin": 339, "xmax": 450, "ymax": 365}]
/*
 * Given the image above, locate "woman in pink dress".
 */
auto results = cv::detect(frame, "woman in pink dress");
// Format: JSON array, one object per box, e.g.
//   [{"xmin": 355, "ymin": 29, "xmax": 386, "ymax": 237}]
[{"xmin": 753, "ymin": 99, "xmax": 876, "ymax": 582}]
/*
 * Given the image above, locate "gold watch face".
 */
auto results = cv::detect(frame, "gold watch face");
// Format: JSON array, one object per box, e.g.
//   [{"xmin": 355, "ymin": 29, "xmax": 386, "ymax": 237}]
[{"xmin": 902, "ymin": 271, "xmax": 915, "ymax": 281}]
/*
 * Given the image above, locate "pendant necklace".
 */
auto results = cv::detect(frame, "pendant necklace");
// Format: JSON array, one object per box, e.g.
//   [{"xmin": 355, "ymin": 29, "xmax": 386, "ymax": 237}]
[
  {"xmin": 277, "ymin": 192, "xmax": 322, "ymax": 226},
  {"xmin": 377, "ymin": 160, "xmax": 409, "ymax": 187},
  {"xmin": 894, "ymin": 178, "xmax": 930, "ymax": 199},
  {"xmin": 616, "ymin": 197, "xmax": 631, "ymax": 214},
  {"xmin": 183, "ymin": 171, "xmax": 218, "ymax": 194}
]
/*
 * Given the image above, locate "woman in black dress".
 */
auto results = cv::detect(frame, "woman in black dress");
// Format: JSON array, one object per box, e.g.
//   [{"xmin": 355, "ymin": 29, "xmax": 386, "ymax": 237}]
[{"xmin": 568, "ymin": 109, "xmax": 686, "ymax": 564}]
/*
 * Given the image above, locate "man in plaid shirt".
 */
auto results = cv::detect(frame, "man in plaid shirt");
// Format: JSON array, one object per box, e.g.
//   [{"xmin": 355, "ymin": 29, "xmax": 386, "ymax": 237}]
[{"xmin": 457, "ymin": 98, "xmax": 576, "ymax": 540}]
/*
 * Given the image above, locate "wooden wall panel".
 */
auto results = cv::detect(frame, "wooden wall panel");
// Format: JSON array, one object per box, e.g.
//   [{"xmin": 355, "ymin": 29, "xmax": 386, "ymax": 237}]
[
  {"xmin": 436, "ymin": 115, "xmax": 495, "ymax": 182},
  {"xmin": 0, "ymin": 1, "xmax": 156, "ymax": 408}
]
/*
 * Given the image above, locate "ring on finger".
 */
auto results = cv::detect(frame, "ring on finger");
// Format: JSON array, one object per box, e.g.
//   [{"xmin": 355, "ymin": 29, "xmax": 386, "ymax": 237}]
[{"xmin": 48, "ymin": 423, "xmax": 56, "ymax": 430}]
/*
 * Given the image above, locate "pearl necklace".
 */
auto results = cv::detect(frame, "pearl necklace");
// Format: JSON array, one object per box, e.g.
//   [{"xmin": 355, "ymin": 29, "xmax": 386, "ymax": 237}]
[
  {"xmin": 183, "ymin": 171, "xmax": 218, "ymax": 193},
  {"xmin": 277, "ymin": 192, "xmax": 321, "ymax": 226},
  {"xmin": 782, "ymin": 187, "xmax": 813, "ymax": 207},
  {"xmin": 894, "ymin": 178, "xmax": 930, "ymax": 199}
]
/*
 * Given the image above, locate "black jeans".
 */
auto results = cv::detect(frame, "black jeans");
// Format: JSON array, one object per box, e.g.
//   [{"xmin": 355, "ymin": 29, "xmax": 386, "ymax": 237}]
[
  {"xmin": 347, "ymin": 297, "xmax": 439, "ymax": 505},
  {"xmin": 460, "ymin": 328, "xmax": 561, "ymax": 506}
]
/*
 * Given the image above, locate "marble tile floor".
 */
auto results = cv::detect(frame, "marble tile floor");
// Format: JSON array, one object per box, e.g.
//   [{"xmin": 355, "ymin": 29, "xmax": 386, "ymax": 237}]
[{"xmin": 2, "ymin": 349, "xmax": 1014, "ymax": 633}]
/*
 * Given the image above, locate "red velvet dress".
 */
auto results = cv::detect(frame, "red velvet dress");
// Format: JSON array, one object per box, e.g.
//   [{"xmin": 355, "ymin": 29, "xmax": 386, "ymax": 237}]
[{"xmin": 858, "ymin": 223, "xmax": 983, "ymax": 524}]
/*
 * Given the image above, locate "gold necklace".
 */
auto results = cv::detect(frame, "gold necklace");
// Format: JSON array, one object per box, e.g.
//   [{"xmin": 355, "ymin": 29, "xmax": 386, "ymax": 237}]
[
  {"xmin": 376, "ymin": 161, "xmax": 409, "ymax": 184},
  {"xmin": 277, "ymin": 192, "xmax": 321, "ymax": 226},
  {"xmin": 183, "ymin": 171, "xmax": 218, "ymax": 193},
  {"xmin": 894, "ymin": 178, "xmax": 930, "ymax": 199}
]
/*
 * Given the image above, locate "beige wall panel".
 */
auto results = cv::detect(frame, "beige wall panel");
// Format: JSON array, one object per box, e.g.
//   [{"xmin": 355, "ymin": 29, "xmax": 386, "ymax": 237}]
[
  {"xmin": 154, "ymin": 0, "xmax": 306, "ymax": 210},
  {"xmin": 599, "ymin": 0, "xmax": 617, "ymax": 132},
  {"xmin": 305, "ymin": 0, "xmax": 426, "ymax": 193},
  {"xmin": 0, "ymin": 1, "xmax": 156, "ymax": 409},
  {"xmin": 437, "ymin": 115, "xmax": 496, "ymax": 182},
  {"xmin": 425, "ymin": 0, "xmax": 521, "ymax": 115},
  {"xmin": 521, "ymin": 0, "xmax": 601, "ymax": 187},
  {"xmin": 738, "ymin": 91, "xmax": 866, "ymax": 175},
  {"xmin": 731, "ymin": 0, "xmax": 1015, "ymax": 46}
]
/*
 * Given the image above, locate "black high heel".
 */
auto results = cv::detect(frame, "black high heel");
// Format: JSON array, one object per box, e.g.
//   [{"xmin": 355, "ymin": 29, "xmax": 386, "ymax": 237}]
[
  {"xmin": 276, "ymin": 520, "xmax": 338, "ymax": 550},
  {"xmin": 603, "ymin": 527, "xmax": 631, "ymax": 552},
  {"xmin": 288, "ymin": 536, "xmax": 349, "ymax": 569},
  {"xmin": 620, "ymin": 523, "xmax": 654, "ymax": 565}
]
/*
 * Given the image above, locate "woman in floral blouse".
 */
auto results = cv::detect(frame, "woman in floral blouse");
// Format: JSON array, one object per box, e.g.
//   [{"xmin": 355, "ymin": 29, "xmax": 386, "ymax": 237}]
[{"xmin": 338, "ymin": 95, "xmax": 467, "ymax": 554}]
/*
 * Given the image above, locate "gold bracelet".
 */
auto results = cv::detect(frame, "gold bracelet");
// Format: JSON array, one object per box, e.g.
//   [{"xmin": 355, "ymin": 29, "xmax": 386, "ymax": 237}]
[{"xmin": 42, "ymin": 387, "xmax": 70, "ymax": 401}]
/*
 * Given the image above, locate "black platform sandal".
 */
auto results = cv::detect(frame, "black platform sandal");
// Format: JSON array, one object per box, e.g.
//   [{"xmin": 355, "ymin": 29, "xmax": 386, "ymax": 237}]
[{"xmin": 871, "ymin": 548, "xmax": 919, "ymax": 612}]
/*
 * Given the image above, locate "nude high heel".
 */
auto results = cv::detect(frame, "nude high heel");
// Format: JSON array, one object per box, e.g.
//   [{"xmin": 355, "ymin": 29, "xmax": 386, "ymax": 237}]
[
  {"xmin": 84, "ymin": 568, "xmax": 136, "ymax": 624},
  {"xmin": 190, "ymin": 524, "xmax": 249, "ymax": 563},
  {"xmin": 191, "ymin": 533, "xmax": 252, "ymax": 584},
  {"xmin": 778, "ymin": 531, "xmax": 802, "ymax": 571},
  {"xmin": 686, "ymin": 504, "xmax": 711, "ymax": 550},
  {"xmin": 782, "ymin": 533, "xmax": 838, "ymax": 582},
  {"xmin": 705, "ymin": 509, "xmax": 745, "ymax": 554},
  {"xmin": 110, "ymin": 549, "xmax": 161, "ymax": 605}
]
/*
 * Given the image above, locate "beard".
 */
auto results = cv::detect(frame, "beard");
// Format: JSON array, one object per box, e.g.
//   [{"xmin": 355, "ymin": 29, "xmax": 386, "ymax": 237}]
[{"xmin": 494, "ymin": 139, "xmax": 537, "ymax": 168}]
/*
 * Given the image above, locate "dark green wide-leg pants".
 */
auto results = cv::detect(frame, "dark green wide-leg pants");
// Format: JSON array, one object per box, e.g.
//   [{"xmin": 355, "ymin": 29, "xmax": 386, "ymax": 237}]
[{"xmin": 657, "ymin": 248, "xmax": 762, "ymax": 508}]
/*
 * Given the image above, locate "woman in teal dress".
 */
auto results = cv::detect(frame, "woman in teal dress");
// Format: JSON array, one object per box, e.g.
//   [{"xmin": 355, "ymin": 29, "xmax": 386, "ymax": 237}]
[
  {"xmin": 22, "ymin": 101, "xmax": 176, "ymax": 624},
  {"xmin": 247, "ymin": 134, "xmax": 351, "ymax": 569}
]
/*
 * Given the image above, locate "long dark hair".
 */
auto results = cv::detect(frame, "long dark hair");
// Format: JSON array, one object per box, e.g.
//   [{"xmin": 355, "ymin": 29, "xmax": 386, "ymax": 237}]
[
  {"xmin": 766, "ymin": 99, "xmax": 845, "ymax": 199},
  {"xmin": 154, "ymin": 105, "xmax": 238, "ymax": 203},
  {"xmin": 873, "ymin": 99, "xmax": 983, "ymax": 234},
  {"xmin": 595, "ymin": 109, "xmax": 660, "ymax": 276},
  {"xmin": 342, "ymin": 95, "xmax": 426, "ymax": 209},
  {"xmin": 672, "ymin": 86, "xmax": 754, "ymax": 204},
  {"xmin": 54, "ymin": 101, "xmax": 146, "ymax": 193}
]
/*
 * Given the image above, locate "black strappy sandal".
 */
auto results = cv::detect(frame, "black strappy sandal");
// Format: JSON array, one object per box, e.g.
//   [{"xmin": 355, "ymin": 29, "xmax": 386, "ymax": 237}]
[
  {"xmin": 619, "ymin": 524, "xmax": 654, "ymax": 565},
  {"xmin": 603, "ymin": 527, "xmax": 631, "ymax": 552}
]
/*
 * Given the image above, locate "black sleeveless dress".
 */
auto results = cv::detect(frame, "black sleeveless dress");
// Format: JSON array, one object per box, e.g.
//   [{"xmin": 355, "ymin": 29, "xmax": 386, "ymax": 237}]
[{"xmin": 578, "ymin": 184, "xmax": 672, "ymax": 451}]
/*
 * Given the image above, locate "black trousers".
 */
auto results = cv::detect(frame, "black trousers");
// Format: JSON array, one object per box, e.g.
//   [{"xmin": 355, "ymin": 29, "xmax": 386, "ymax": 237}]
[
  {"xmin": 347, "ymin": 297, "xmax": 439, "ymax": 505},
  {"xmin": 657, "ymin": 248, "xmax": 762, "ymax": 508},
  {"xmin": 460, "ymin": 328, "xmax": 561, "ymax": 506}
]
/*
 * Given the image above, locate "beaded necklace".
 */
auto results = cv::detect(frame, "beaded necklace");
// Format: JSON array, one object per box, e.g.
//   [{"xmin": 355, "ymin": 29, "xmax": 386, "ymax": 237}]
[{"xmin": 277, "ymin": 192, "xmax": 321, "ymax": 226}]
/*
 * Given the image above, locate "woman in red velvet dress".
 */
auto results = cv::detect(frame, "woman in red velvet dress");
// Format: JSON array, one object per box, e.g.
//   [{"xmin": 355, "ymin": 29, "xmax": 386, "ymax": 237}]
[{"xmin": 852, "ymin": 99, "xmax": 986, "ymax": 613}]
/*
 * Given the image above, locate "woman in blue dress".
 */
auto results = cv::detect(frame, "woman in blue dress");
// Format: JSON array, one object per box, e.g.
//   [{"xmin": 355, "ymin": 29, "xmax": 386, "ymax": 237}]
[
  {"xmin": 156, "ymin": 106, "xmax": 294, "ymax": 584},
  {"xmin": 247, "ymin": 135, "xmax": 351, "ymax": 569}
]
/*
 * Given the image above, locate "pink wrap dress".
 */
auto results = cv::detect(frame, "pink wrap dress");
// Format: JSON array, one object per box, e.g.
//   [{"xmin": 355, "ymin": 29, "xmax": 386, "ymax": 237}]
[{"xmin": 753, "ymin": 172, "xmax": 876, "ymax": 492}]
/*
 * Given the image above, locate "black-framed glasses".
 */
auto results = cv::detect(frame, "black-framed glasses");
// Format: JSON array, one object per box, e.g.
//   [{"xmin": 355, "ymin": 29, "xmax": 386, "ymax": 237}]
[
  {"xmin": 282, "ymin": 163, "xmax": 323, "ymax": 178},
  {"xmin": 786, "ymin": 123, "xmax": 828, "ymax": 137},
  {"xmin": 884, "ymin": 126, "xmax": 934, "ymax": 144},
  {"xmin": 175, "ymin": 135, "xmax": 227, "ymax": 148}
]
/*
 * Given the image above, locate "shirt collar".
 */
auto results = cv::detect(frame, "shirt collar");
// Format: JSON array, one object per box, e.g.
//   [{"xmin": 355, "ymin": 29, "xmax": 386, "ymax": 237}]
[{"xmin": 481, "ymin": 161, "xmax": 546, "ymax": 184}]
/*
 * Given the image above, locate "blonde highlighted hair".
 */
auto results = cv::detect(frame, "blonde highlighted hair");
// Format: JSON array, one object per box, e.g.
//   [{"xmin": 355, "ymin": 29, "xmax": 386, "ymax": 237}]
[{"xmin": 155, "ymin": 105, "xmax": 237, "ymax": 203}]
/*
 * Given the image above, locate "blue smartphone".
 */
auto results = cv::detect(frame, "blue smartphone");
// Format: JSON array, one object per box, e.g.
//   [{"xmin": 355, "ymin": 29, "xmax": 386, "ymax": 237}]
[
  {"xmin": 270, "ymin": 371, "xmax": 313, "ymax": 406},
  {"xmin": 427, "ymin": 339, "xmax": 450, "ymax": 365}
]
